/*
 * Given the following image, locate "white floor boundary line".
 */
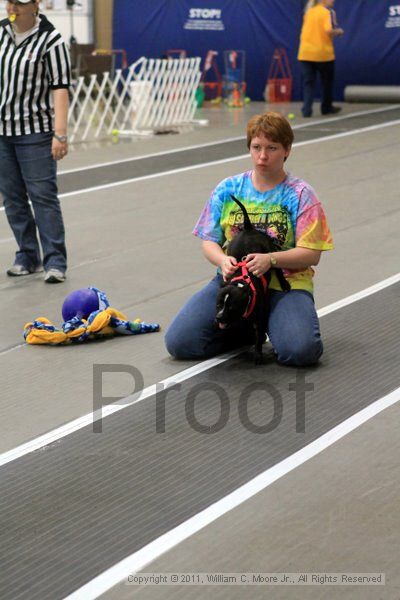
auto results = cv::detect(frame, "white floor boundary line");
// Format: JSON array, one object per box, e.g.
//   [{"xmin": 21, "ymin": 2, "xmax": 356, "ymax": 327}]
[
  {"xmin": 318, "ymin": 272, "xmax": 400, "ymax": 317},
  {"xmin": 0, "ymin": 343, "xmax": 25, "ymax": 356},
  {"xmin": 0, "ymin": 113, "xmax": 399, "ymax": 214},
  {"xmin": 0, "ymin": 271, "xmax": 399, "ymax": 469},
  {"xmin": 61, "ymin": 135, "xmax": 246, "ymax": 174},
  {"xmin": 60, "ymin": 104, "xmax": 400, "ymax": 174},
  {"xmin": 0, "ymin": 350, "xmax": 242, "ymax": 467},
  {"xmin": 63, "ymin": 386, "xmax": 400, "ymax": 600},
  {"xmin": 49, "ymin": 117, "xmax": 400, "ymax": 201}
]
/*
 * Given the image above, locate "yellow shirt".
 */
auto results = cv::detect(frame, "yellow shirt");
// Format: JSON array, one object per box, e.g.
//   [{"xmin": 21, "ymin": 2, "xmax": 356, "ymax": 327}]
[{"xmin": 298, "ymin": 4, "xmax": 335, "ymax": 62}]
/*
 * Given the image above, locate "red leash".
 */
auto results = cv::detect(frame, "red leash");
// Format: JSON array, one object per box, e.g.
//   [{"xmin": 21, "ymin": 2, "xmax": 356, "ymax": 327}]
[{"xmin": 230, "ymin": 261, "xmax": 267, "ymax": 318}]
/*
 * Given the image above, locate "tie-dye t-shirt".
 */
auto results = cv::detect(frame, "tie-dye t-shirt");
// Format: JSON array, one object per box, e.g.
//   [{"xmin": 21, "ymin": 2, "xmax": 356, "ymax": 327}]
[{"xmin": 193, "ymin": 171, "xmax": 333, "ymax": 293}]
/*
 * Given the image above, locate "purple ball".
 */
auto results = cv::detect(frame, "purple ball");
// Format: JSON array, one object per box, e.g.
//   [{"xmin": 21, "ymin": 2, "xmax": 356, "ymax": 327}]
[{"xmin": 62, "ymin": 288, "xmax": 99, "ymax": 321}]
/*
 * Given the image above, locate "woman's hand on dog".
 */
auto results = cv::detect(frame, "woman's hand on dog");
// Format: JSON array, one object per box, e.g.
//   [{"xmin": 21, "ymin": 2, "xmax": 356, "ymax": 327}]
[
  {"xmin": 246, "ymin": 253, "xmax": 272, "ymax": 277},
  {"xmin": 221, "ymin": 255, "xmax": 238, "ymax": 281}
]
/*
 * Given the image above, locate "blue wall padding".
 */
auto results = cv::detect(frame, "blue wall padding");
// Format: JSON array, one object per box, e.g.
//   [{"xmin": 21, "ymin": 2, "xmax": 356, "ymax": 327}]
[{"xmin": 113, "ymin": 0, "xmax": 400, "ymax": 101}]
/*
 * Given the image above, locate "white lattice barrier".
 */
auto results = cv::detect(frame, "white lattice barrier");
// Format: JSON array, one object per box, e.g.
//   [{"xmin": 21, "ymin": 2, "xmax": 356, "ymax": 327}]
[{"xmin": 68, "ymin": 56, "xmax": 202, "ymax": 142}]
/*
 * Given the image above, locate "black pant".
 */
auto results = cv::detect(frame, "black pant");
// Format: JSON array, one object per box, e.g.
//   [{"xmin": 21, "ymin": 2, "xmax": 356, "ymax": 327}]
[{"xmin": 299, "ymin": 60, "xmax": 335, "ymax": 116}]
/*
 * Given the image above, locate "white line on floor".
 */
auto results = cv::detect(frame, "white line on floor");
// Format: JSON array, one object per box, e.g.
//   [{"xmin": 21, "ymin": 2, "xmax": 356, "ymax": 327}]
[
  {"xmin": 59, "ymin": 104, "xmax": 400, "ymax": 174},
  {"xmin": 46, "ymin": 117, "xmax": 400, "ymax": 201},
  {"xmin": 0, "ymin": 343, "xmax": 25, "ymax": 355},
  {"xmin": 0, "ymin": 112, "xmax": 399, "ymax": 216},
  {"xmin": 63, "ymin": 387, "xmax": 400, "ymax": 600},
  {"xmin": 1, "ymin": 271, "xmax": 399, "ymax": 470},
  {"xmin": 317, "ymin": 272, "xmax": 400, "ymax": 317},
  {"xmin": 0, "ymin": 350, "xmax": 242, "ymax": 467}
]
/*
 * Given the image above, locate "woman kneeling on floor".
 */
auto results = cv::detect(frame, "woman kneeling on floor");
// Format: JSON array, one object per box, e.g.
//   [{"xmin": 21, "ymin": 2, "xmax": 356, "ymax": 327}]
[{"xmin": 165, "ymin": 111, "xmax": 333, "ymax": 366}]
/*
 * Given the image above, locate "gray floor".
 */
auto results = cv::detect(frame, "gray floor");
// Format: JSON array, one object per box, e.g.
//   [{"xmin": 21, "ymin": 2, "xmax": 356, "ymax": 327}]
[
  {"xmin": 0, "ymin": 101, "xmax": 399, "ymax": 599},
  {"xmin": 104, "ymin": 402, "xmax": 399, "ymax": 600}
]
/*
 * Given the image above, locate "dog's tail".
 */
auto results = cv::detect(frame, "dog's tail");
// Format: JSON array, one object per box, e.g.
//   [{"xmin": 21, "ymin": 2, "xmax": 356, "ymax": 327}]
[{"xmin": 230, "ymin": 194, "xmax": 253, "ymax": 231}]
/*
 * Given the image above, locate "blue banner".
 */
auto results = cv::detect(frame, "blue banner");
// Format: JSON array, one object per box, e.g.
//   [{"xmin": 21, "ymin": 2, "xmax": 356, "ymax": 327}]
[
  {"xmin": 334, "ymin": 0, "xmax": 400, "ymax": 94},
  {"xmin": 113, "ymin": 0, "xmax": 303, "ymax": 101},
  {"xmin": 113, "ymin": 0, "xmax": 400, "ymax": 102}
]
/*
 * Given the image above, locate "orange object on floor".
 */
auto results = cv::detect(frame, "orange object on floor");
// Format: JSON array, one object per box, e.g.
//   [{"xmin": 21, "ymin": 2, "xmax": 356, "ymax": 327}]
[{"xmin": 230, "ymin": 85, "xmax": 243, "ymax": 107}]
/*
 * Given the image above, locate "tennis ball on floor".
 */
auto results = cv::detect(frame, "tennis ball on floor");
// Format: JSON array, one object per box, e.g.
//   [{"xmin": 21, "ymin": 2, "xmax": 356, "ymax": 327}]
[{"xmin": 288, "ymin": 112, "xmax": 295, "ymax": 120}]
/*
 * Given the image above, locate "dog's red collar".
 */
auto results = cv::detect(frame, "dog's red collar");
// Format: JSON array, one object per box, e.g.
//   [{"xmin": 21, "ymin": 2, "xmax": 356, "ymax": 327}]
[{"xmin": 230, "ymin": 261, "xmax": 267, "ymax": 318}]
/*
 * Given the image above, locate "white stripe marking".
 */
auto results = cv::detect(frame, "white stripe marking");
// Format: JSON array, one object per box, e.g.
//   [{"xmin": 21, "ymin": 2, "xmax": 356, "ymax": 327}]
[
  {"xmin": 0, "ymin": 350, "xmax": 242, "ymax": 467},
  {"xmin": 0, "ymin": 273, "xmax": 398, "ymax": 600},
  {"xmin": 318, "ymin": 272, "xmax": 400, "ymax": 317},
  {"xmin": 60, "ymin": 135, "xmax": 246, "ymax": 174},
  {"xmin": 58, "ymin": 104, "xmax": 400, "ymax": 174},
  {"xmin": 0, "ymin": 113, "xmax": 399, "ymax": 215},
  {"xmin": 63, "ymin": 385, "xmax": 400, "ymax": 600},
  {"xmin": 1, "ymin": 271, "xmax": 399, "ymax": 469},
  {"xmin": 50, "ymin": 118, "xmax": 400, "ymax": 201},
  {"xmin": 0, "ymin": 343, "xmax": 26, "ymax": 355}
]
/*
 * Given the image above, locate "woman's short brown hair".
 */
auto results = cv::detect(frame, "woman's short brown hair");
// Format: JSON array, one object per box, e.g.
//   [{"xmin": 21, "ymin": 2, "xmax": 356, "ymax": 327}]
[{"xmin": 246, "ymin": 111, "xmax": 294, "ymax": 150}]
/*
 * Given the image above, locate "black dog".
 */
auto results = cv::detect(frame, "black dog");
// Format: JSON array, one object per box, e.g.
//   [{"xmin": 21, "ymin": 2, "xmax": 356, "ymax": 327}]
[{"xmin": 215, "ymin": 195, "xmax": 290, "ymax": 364}]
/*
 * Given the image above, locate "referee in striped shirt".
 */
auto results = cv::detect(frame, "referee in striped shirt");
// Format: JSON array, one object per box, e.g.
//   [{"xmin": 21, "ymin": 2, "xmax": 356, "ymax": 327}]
[{"xmin": 0, "ymin": 0, "xmax": 71, "ymax": 283}]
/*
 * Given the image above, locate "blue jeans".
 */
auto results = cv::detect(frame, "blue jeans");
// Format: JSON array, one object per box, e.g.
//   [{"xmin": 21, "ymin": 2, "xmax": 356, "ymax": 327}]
[
  {"xmin": 165, "ymin": 274, "xmax": 323, "ymax": 366},
  {"xmin": 299, "ymin": 60, "xmax": 335, "ymax": 116},
  {"xmin": 0, "ymin": 132, "xmax": 67, "ymax": 272}
]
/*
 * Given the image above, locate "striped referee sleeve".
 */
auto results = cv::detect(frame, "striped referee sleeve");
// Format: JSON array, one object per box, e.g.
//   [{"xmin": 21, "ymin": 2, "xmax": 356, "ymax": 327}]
[{"xmin": 45, "ymin": 31, "xmax": 71, "ymax": 89}]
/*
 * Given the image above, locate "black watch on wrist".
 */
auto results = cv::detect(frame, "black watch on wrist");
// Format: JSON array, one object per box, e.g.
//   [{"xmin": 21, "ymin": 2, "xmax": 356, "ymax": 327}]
[{"xmin": 53, "ymin": 133, "xmax": 68, "ymax": 143}]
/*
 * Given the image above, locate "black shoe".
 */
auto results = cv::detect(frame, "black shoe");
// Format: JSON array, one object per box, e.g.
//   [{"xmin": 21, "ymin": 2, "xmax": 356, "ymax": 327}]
[
  {"xmin": 321, "ymin": 106, "xmax": 342, "ymax": 115},
  {"xmin": 301, "ymin": 109, "xmax": 312, "ymax": 118}
]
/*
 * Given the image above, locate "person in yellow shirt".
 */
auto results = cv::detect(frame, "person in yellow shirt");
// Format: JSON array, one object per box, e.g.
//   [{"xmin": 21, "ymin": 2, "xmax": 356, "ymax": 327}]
[{"xmin": 297, "ymin": 0, "xmax": 344, "ymax": 117}]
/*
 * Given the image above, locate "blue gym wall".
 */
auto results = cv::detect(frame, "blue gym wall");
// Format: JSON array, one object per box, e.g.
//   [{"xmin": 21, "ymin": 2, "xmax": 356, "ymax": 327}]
[{"xmin": 112, "ymin": 0, "xmax": 400, "ymax": 102}]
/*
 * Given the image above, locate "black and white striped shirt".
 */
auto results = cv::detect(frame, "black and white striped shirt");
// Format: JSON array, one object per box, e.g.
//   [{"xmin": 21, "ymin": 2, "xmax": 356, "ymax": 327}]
[{"xmin": 0, "ymin": 14, "xmax": 71, "ymax": 136}]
